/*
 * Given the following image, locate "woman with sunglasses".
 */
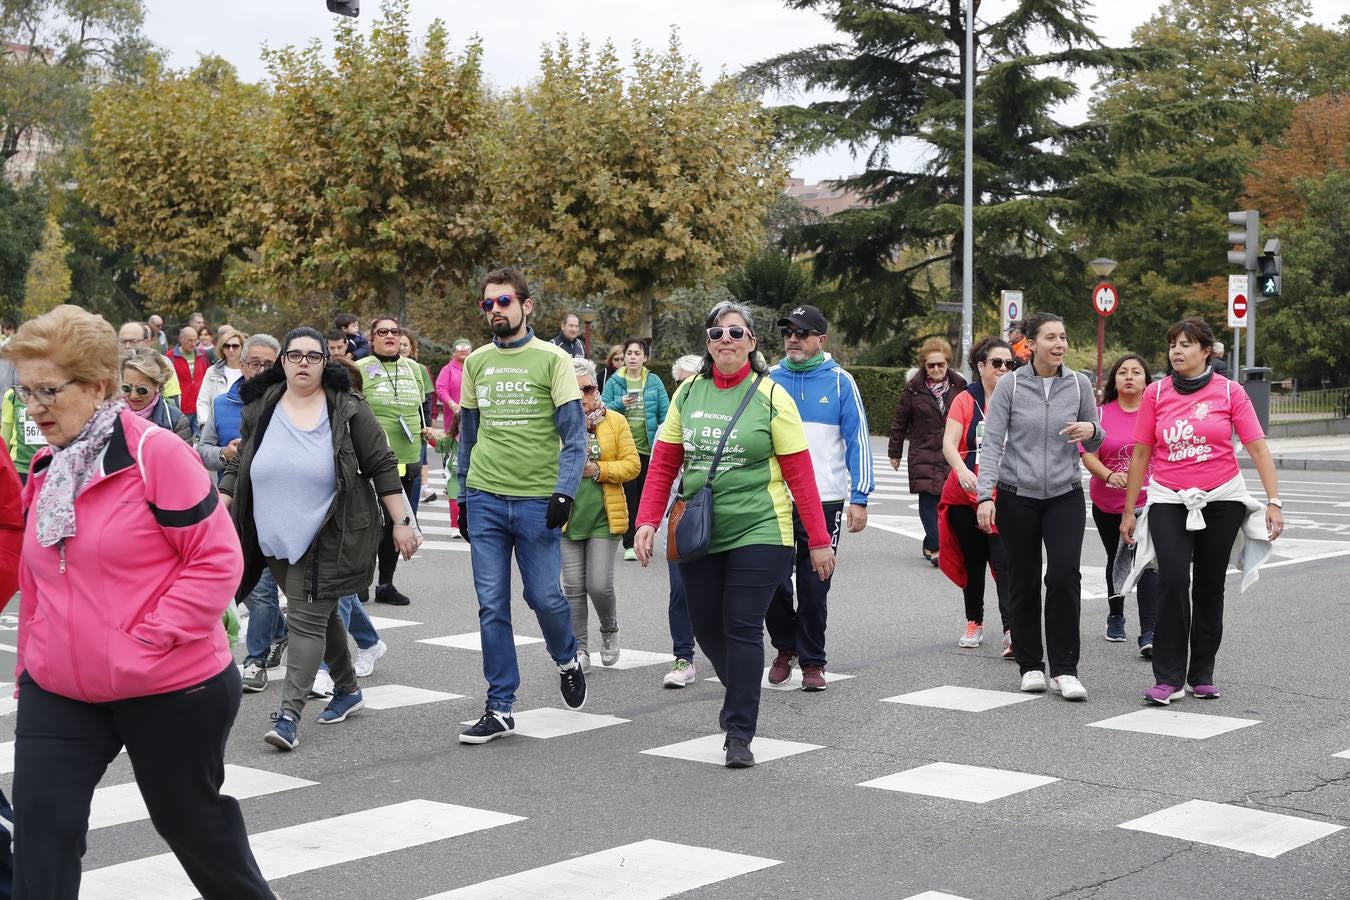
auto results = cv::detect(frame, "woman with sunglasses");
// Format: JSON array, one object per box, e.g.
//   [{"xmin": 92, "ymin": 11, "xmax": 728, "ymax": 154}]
[
  {"xmin": 4, "ymin": 305, "xmax": 274, "ymax": 898},
  {"xmin": 220, "ymin": 327, "xmax": 418, "ymax": 751},
  {"xmin": 633, "ymin": 301, "xmax": 835, "ymax": 768},
  {"xmin": 196, "ymin": 326, "xmax": 247, "ymax": 435},
  {"xmin": 940, "ymin": 337, "xmax": 1014, "ymax": 655},
  {"xmin": 120, "ymin": 348, "xmax": 194, "ymax": 442},
  {"xmin": 600, "ymin": 337, "xmax": 670, "ymax": 561},
  {"xmin": 360, "ymin": 315, "xmax": 427, "ymax": 606},
  {"xmin": 889, "ymin": 338, "xmax": 967, "ymax": 567}
]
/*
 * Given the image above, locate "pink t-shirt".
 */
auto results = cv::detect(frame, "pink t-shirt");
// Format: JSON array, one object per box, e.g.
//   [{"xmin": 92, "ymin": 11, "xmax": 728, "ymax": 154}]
[
  {"xmin": 1134, "ymin": 376, "xmax": 1265, "ymax": 491},
  {"xmin": 1088, "ymin": 401, "xmax": 1149, "ymax": 514}
]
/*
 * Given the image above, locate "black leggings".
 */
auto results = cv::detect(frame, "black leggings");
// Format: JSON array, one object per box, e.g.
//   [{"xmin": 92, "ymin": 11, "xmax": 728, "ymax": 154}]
[
  {"xmin": 377, "ymin": 470, "xmax": 418, "ymax": 584},
  {"xmin": 1092, "ymin": 505, "xmax": 1159, "ymax": 633},
  {"xmin": 997, "ymin": 489, "xmax": 1085, "ymax": 677},
  {"xmin": 621, "ymin": 453, "xmax": 650, "ymax": 550},
  {"xmin": 947, "ymin": 503, "xmax": 1009, "ymax": 628}
]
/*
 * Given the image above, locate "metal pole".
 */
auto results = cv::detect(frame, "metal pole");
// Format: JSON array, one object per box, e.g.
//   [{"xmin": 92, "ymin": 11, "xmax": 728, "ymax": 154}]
[
  {"xmin": 1245, "ymin": 270, "xmax": 1256, "ymax": 372},
  {"xmin": 1096, "ymin": 313, "xmax": 1105, "ymax": 394},
  {"xmin": 960, "ymin": 0, "xmax": 974, "ymax": 379}
]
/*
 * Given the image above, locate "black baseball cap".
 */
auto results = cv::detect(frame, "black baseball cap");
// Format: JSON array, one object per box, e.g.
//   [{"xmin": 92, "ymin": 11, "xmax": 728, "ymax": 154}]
[{"xmin": 777, "ymin": 304, "xmax": 828, "ymax": 335}]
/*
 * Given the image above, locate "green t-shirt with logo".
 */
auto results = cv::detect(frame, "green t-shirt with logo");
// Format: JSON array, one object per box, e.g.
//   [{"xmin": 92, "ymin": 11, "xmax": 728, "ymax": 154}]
[
  {"xmin": 461, "ymin": 336, "xmax": 582, "ymax": 498},
  {"xmin": 658, "ymin": 373, "xmax": 808, "ymax": 554},
  {"xmin": 622, "ymin": 379, "xmax": 651, "ymax": 454},
  {"xmin": 2, "ymin": 388, "xmax": 48, "ymax": 474},
  {"xmin": 566, "ymin": 433, "xmax": 613, "ymax": 540},
  {"xmin": 360, "ymin": 356, "xmax": 425, "ymax": 465}
]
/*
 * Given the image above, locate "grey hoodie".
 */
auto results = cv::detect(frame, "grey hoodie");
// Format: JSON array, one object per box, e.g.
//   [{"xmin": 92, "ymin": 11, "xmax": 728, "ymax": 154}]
[{"xmin": 976, "ymin": 364, "xmax": 1104, "ymax": 502}]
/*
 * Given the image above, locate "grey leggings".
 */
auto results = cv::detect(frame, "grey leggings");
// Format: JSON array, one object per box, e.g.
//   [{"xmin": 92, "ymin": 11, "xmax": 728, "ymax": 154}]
[
  {"xmin": 281, "ymin": 593, "xmax": 358, "ymax": 718},
  {"xmin": 561, "ymin": 537, "xmax": 620, "ymax": 652}
]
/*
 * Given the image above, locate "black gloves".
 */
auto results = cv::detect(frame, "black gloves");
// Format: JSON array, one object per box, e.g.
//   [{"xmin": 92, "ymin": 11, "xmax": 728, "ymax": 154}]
[
  {"xmin": 545, "ymin": 493, "xmax": 574, "ymax": 529},
  {"xmin": 458, "ymin": 502, "xmax": 469, "ymax": 543}
]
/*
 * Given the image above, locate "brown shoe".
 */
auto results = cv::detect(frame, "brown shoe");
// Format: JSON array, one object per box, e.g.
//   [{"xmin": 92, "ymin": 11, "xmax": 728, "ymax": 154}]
[
  {"xmin": 768, "ymin": 650, "xmax": 796, "ymax": 685},
  {"xmin": 800, "ymin": 664, "xmax": 827, "ymax": 692}
]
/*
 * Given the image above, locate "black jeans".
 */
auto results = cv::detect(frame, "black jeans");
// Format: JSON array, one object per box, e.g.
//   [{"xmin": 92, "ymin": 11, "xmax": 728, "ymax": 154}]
[
  {"xmin": 766, "ymin": 502, "xmax": 844, "ymax": 667},
  {"xmin": 12, "ymin": 666, "xmax": 273, "ymax": 900},
  {"xmin": 377, "ymin": 470, "xmax": 418, "ymax": 585},
  {"xmin": 1092, "ymin": 505, "xmax": 1159, "ymax": 633},
  {"xmin": 947, "ymin": 503, "xmax": 1010, "ymax": 628},
  {"xmin": 918, "ymin": 492, "xmax": 939, "ymax": 553},
  {"xmin": 678, "ymin": 544, "xmax": 793, "ymax": 742},
  {"xmin": 1147, "ymin": 501, "xmax": 1245, "ymax": 688},
  {"xmin": 621, "ymin": 453, "xmax": 650, "ymax": 550},
  {"xmin": 997, "ymin": 488, "xmax": 1085, "ymax": 677}
]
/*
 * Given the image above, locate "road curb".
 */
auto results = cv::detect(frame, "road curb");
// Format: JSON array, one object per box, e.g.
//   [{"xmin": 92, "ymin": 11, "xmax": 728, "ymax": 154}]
[{"xmin": 1240, "ymin": 456, "xmax": 1350, "ymax": 473}]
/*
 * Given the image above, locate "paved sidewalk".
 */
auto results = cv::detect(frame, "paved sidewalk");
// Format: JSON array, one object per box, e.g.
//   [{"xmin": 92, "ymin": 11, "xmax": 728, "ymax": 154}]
[{"xmin": 1241, "ymin": 434, "xmax": 1350, "ymax": 472}]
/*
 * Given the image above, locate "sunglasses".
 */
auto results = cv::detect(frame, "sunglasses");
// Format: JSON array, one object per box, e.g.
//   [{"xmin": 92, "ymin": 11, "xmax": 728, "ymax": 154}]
[
  {"xmin": 781, "ymin": 327, "xmax": 817, "ymax": 340},
  {"xmin": 925, "ymin": 361, "xmax": 948, "ymax": 369},
  {"xmin": 581, "ymin": 384, "xmax": 599, "ymax": 395},
  {"xmin": 707, "ymin": 325, "xmax": 750, "ymax": 342},
  {"xmin": 284, "ymin": 350, "xmax": 327, "ymax": 365},
  {"xmin": 120, "ymin": 383, "xmax": 153, "ymax": 398},
  {"xmin": 983, "ymin": 357, "xmax": 1013, "ymax": 370},
  {"xmin": 480, "ymin": 294, "xmax": 517, "ymax": 313},
  {"xmin": 222, "ymin": 342, "xmax": 242, "ymax": 350},
  {"xmin": 373, "ymin": 327, "xmax": 402, "ymax": 337}
]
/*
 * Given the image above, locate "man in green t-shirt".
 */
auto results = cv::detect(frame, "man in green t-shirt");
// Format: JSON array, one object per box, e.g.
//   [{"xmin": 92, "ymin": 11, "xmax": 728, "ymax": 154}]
[{"xmin": 456, "ymin": 266, "xmax": 589, "ymax": 744}]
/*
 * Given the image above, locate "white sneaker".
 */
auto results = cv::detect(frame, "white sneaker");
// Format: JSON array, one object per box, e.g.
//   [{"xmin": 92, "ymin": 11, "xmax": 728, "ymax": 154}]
[
  {"xmin": 600, "ymin": 630, "xmax": 620, "ymax": 666},
  {"xmin": 310, "ymin": 669, "xmax": 335, "ymax": 698},
  {"xmin": 577, "ymin": 650, "xmax": 591, "ymax": 673},
  {"xmin": 1020, "ymin": 670, "xmax": 1047, "ymax": 693},
  {"xmin": 1049, "ymin": 674, "xmax": 1087, "ymax": 700},
  {"xmin": 662, "ymin": 659, "xmax": 696, "ymax": 687},
  {"xmin": 958, "ymin": 621, "xmax": 983, "ymax": 648},
  {"xmin": 353, "ymin": 639, "xmax": 387, "ymax": 678}
]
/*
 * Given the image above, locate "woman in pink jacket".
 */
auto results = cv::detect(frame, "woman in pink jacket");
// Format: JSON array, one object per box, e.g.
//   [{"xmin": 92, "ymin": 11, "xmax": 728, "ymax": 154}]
[
  {"xmin": 434, "ymin": 337, "xmax": 472, "ymax": 530},
  {"xmin": 3, "ymin": 306, "xmax": 272, "ymax": 899}
]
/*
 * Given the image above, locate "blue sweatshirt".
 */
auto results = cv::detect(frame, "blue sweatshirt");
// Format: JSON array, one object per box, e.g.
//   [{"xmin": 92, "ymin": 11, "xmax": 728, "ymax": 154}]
[{"xmin": 768, "ymin": 354, "xmax": 873, "ymax": 505}]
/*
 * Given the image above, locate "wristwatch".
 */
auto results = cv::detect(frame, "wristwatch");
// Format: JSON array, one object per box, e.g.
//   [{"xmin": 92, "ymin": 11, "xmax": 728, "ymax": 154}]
[
  {"xmin": 1268, "ymin": 498, "xmax": 1283, "ymax": 509},
  {"xmin": 398, "ymin": 515, "xmax": 412, "ymax": 526}
]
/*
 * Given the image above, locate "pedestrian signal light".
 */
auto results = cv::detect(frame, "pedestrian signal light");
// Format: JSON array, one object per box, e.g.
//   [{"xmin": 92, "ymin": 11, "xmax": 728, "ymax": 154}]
[
  {"xmin": 1258, "ymin": 238, "xmax": 1282, "ymax": 298},
  {"xmin": 327, "ymin": 0, "xmax": 358, "ymax": 16}
]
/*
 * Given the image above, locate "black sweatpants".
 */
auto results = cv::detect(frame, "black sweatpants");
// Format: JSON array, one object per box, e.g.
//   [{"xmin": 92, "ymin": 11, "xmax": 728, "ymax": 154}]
[
  {"xmin": 679, "ymin": 544, "xmax": 793, "ymax": 742},
  {"xmin": 997, "ymin": 488, "xmax": 1085, "ymax": 677},
  {"xmin": 12, "ymin": 666, "xmax": 273, "ymax": 900},
  {"xmin": 766, "ymin": 501, "xmax": 844, "ymax": 667},
  {"xmin": 376, "ymin": 470, "xmax": 418, "ymax": 585},
  {"xmin": 621, "ymin": 453, "xmax": 650, "ymax": 550},
  {"xmin": 1092, "ymin": 505, "xmax": 1159, "ymax": 633},
  {"xmin": 947, "ymin": 503, "xmax": 1010, "ymax": 628},
  {"xmin": 1147, "ymin": 501, "xmax": 1245, "ymax": 688}
]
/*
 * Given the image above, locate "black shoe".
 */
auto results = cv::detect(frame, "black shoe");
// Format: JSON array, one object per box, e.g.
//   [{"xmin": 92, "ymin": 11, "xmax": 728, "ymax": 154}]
[
  {"xmin": 559, "ymin": 659, "xmax": 587, "ymax": 709},
  {"xmin": 358, "ymin": 587, "xmax": 370, "ymax": 604},
  {"xmin": 459, "ymin": 706, "xmax": 515, "ymax": 744},
  {"xmin": 264, "ymin": 636, "xmax": 288, "ymax": 669},
  {"xmin": 374, "ymin": 583, "xmax": 411, "ymax": 606},
  {"xmin": 724, "ymin": 736, "xmax": 755, "ymax": 768}
]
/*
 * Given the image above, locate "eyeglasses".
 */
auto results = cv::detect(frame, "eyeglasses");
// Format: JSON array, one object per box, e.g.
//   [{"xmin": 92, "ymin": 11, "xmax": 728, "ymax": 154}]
[
  {"xmin": 580, "ymin": 384, "xmax": 599, "ymax": 395},
  {"xmin": 480, "ymin": 295, "xmax": 516, "ymax": 313},
  {"xmin": 373, "ymin": 327, "xmax": 402, "ymax": 338},
  {"xmin": 983, "ymin": 357, "xmax": 1013, "ymax": 370},
  {"xmin": 221, "ymin": 342, "xmax": 242, "ymax": 351},
  {"xmin": 119, "ymin": 338, "xmax": 144, "ymax": 347},
  {"xmin": 707, "ymin": 325, "xmax": 750, "ymax": 342},
  {"xmin": 781, "ymin": 327, "xmax": 817, "ymax": 340},
  {"xmin": 243, "ymin": 358, "xmax": 274, "ymax": 372},
  {"xmin": 15, "ymin": 380, "xmax": 78, "ymax": 405},
  {"xmin": 120, "ymin": 383, "xmax": 153, "ymax": 397},
  {"xmin": 454, "ymin": 345, "xmax": 472, "ymax": 353},
  {"xmin": 925, "ymin": 361, "xmax": 948, "ymax": 370},
  {"xmin": 284, "ymin": 350, "xmax": 327, "ymax": 365}
]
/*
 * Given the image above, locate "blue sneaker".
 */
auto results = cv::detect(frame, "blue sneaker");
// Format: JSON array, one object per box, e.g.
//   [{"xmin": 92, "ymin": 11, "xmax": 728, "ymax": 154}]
[
  {"xmin": 264, "ymin": 710, "xmax": 299, "ymax": 751},
  {"xmin": 1106, "ymin": 613, "xmax": 1127, "ymax": 642},
  {"xmin": 317, "ymin": 687, "xmax": 364, "ymax": 724}
]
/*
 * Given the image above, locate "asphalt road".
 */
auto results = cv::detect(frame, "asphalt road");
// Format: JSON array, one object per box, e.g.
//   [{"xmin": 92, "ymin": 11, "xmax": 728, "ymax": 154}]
[{"xmin": 5, "ymin": 445, "xmax": 1350, "ymax": 899}]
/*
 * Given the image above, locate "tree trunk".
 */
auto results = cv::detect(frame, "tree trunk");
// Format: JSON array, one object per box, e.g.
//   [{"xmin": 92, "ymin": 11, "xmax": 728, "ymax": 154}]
[{"xmin": 637, "ymin": 294, "xmax": 654, "ymax": 346}]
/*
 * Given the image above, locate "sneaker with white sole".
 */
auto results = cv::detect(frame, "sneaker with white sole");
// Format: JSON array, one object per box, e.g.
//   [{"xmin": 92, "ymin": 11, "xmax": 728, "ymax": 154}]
[
  {"xmin": 459, "ymin": 706, "xmax": 515, "ymax": 744},
  {"xmin": 241, "ymin": 661, "xmax": 268, "ymax": 693},
  {"xmin": 352, "ymin": 639, "xmax": 387, "ymax": 678},
  {"xmin": 577, "ymin": 649, "xmax": 591, "ymax": 673},
  {"xmin": 600, "ymin": 629, "xmax": 620, "ymax": 666},
  {"xmin": 559, "ymin": 659, "xmax": 587, "ymax": 709},
  {"xmin": 1049, "ymin": 674, "xmax": 1087, "ymax": 700},
  {"xmin": 958, "ymin": 621, "xmax": 983, "ymax": 648},
  {"xmin": 316, "ymin": 687, "xmax": 364, "ymax": 724},
  {"xmin": 1020, "ymin": 670, "xmax": 1047, "ymax": 693},
  {"xmin": 309, "ymin": 668, "xmax": 335, "ymax": 699},
  {"xmin": 663, "ymin": 659, "xmax": 696, "ymax": 688},
  {"xmin": 1145, "ymin": 684, "xmax": 1184, "ymax": 705}
]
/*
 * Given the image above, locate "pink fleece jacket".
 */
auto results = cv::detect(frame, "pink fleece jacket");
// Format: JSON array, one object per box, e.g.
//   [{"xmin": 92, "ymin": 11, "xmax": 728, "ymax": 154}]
[
  {"xmin": 434, "ymin": 359, "xmax": 464, "ymax": 430},
  {"xmin": 18, "ymin": 409, "xmax": 240, "ymax": 702}
]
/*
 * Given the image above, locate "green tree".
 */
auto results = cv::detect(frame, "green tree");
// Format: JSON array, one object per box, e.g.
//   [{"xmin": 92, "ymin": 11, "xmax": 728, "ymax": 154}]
[
  {"xmin": 253, "ymin": 0, "xmax": 494, "ymax": 326},
  {"xmin": 490, "ymin": 33, "xmax": 787, "ymax": 340},
  {"xmin": 21, "ymin": 214, "xmax": 70, "ymax": 318},
  {"xmin": 0, "ymin": 178, "xmax": 45, "ymax": 320},
  {"xmin": 724, "ymin": 249, "xmax": 816, "ymax": 312}
]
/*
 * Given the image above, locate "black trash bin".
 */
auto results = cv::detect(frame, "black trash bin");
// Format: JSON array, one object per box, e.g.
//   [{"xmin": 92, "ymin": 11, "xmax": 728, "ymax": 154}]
[{"xmin": 1242, "ymin": 367, "xmax": 1272, "ymax": 433}]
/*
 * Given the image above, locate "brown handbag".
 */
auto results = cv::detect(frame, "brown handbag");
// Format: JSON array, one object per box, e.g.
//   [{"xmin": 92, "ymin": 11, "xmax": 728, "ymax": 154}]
[{"xmin": 665, "ymin": 498, "xmax": 687, "ymax": 561}]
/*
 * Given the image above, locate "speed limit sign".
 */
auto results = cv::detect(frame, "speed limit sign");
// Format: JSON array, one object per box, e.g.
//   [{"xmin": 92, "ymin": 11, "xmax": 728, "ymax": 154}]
[{"xmin": 1092, "ymin": 282, "xmax": 1118, "ymax": 317}]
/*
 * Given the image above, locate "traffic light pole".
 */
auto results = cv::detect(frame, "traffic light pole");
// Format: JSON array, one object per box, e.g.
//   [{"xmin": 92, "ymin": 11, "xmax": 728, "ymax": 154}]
[{"xmin": 1246, "ymin": 269, "xmax": 1257, "ymax": 373}]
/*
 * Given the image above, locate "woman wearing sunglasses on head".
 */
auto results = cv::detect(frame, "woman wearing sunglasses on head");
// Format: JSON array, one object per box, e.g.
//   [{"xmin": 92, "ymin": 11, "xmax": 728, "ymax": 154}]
[
  {"xmin": 120, "ymin": 348, "xmax": 194, "ymax": 442},
  {"xmin": 220, "ymin": 327, "xmax": 418, "ymax": 752},
  {"xmin": 600, "ymin": 336, "xmax": 669, "ymax": 561},
  {"xmin": 632, "ymin": 301, "xmax": 835, "ymax": 769},
  {"xmin": 196, "ymin": 326, "xmax": 247, "ymax": 435}
]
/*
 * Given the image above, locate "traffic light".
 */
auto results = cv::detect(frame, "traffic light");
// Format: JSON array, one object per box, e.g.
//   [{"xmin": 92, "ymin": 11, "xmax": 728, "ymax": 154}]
[
  {"xmin": 1227, "ymin": 209, "xmax": 1259, "ymax": 270},
  {"xmin": 327, "ymin": 0, "xmax": 358, "ymax": 16},
  {"xmin": 1258, "ymin": 238, "xmax": 1282, "ymax": 298}
]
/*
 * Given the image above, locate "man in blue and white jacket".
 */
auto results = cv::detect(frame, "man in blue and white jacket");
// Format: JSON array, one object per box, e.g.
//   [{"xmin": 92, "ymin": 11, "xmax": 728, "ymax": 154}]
[{"xmin": 766, "ymin": 305, "xmax": 873, "ymax": 691}]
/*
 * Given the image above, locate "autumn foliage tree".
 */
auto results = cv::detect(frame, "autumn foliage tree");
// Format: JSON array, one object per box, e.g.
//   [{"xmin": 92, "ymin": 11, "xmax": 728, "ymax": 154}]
[
  {"xmin": 20, "ymin": 214, "xmax": 70, "ymax": 318},
  {"xmin": 1244, "ymin": 93, "xmax": 1350, "ymax": 222}
]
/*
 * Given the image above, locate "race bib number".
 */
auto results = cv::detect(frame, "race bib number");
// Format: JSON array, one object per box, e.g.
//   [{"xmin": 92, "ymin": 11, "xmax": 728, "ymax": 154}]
[{"xmin": 21, "ymin": 412, "xmax": 47, "ymax": 446}]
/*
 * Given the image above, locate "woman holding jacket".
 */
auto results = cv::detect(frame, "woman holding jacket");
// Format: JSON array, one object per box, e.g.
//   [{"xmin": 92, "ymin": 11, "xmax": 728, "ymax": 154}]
[
  {"xmin": 976, "ymin": 312, "xmax": 1103, "ymax": 701},
  {"xmin": 220, "ymin": 327, "xmax": 420, "ymax": 752},
  {"xmin": 890, "ymin": 338, "xmax": 967, "ymax": 566},
  {"xmin": 601, "ymin": 337, "xmax": 670, "ymax": 561}
]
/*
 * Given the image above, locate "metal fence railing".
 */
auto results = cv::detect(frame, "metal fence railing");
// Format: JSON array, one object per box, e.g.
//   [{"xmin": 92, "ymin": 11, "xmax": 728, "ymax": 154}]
[{"xmin": 1269, "ymin": 387, "xmax": 1350, "ymax": 422}]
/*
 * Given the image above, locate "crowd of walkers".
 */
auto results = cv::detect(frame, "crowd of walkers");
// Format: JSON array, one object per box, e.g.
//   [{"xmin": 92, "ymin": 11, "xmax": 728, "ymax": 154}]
[{"xmin": 0, "ymin": 281, "xmax": 1285, "ymax": 897}]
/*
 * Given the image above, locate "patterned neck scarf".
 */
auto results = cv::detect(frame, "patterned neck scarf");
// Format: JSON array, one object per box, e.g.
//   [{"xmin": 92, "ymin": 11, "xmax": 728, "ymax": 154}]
[
  {"xmin": 926, "ymin": 377, "xmax": 951, "ymax": 413},
  {"xmin": 35, "ymin": 401, "xmax": 122, "ymax": 548}
]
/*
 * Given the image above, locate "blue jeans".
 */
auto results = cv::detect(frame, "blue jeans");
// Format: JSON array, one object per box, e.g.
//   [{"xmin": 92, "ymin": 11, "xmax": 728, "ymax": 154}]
[
  {"xmin": 668, "ymin": 560, "xmax": 695, "ymax": 662},
  {"xmin": 466, "ymin": 489, "xmax": 577, "ymax": 713},
  {"xmin": 319, "ymin": 594, "xmax": 380, "ymax": 673},
  {"xmin": 243, "ymin": 568, "xmax": 287, "ymax": 666}
]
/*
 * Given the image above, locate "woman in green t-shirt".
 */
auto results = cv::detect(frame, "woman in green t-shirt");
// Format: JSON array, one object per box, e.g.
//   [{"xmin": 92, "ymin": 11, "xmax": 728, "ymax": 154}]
[{"xmin": 601, "ymin": 338, "xmax": 670, "ymax": 561}]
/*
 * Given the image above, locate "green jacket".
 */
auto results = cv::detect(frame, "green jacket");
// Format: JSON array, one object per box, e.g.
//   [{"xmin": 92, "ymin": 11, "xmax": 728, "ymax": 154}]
[{"xmin": 219, "ymin": 364, "xmax": 402, "ymax": 602}]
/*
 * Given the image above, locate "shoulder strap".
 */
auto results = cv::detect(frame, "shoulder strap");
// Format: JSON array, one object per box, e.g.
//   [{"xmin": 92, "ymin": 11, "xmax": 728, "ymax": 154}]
[{"xmin": 707, "ymin": 374, "xmax": 764, "ymax": 483}]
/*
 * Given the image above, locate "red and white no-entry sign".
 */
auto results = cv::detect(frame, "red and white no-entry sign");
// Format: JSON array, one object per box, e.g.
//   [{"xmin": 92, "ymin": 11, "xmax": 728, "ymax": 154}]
[
  {"xmin": 1228, "ymin": 274, "xmax": 1248, "ymax": 328},
  {"xmin": 1092, "ymin": 282, "xmax": 1118, "ymax": 317}
]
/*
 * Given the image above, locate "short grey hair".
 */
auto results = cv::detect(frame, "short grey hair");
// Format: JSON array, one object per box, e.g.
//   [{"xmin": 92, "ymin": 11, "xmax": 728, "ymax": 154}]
[
  {"xmin": 672, "ymin": 354, "xmax": 702, "ymax": 381},
  {"xmin": 120, "ymin": 347, "xmax": 172, "ymax": 387},
  {"xmin": 571, "ymin": 357, "xmax": 597, "ymax": 380},
  {"xmin": 242, "ymin": 333, "xmax": 281, "ymax": 359}
]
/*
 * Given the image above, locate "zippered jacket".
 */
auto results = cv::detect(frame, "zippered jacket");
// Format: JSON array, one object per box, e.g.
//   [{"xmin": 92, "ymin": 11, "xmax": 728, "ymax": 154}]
[
  {"xmin": 17, "ymin": 409, "xmax": 240, "ymax": 703},
  {"xmin": 600, "ymin": 367, "xmax": 670, "ymax": 451},
  {"xmin": 976, "ymin": 364, "xmax": 1104, "ymax": 502},
  {"xmin": 769, "ymin": 354, "xmax": 874, "ymax": 505}
]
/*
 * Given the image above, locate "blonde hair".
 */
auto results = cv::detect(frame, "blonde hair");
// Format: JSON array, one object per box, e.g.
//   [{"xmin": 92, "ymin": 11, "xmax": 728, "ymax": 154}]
[
  {"xmin": 120, "ymin": 347, "xmax": 173, "ymax": 387},
  {"xmin": 918, "ymin": 337, "xmax": 953, "ymax": 365},
  {"xmin": 2, "ymin": 305, "xmax": 120, "ymax": 399},
  {"xmin": 217, "ymin": 326, "xmax": 246, "ymax": 353}
]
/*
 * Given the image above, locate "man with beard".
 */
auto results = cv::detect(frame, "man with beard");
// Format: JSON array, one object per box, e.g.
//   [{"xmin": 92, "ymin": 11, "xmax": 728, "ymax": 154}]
[{"xmin": 456, "ymin": 267, "xmax": 589, "ymax": 744}]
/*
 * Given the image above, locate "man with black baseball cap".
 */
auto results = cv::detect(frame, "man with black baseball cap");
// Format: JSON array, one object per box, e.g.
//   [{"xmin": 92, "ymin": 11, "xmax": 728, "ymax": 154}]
[{"xmin": 766, "ymin": 304, "xmax": 873, "ymax": 690}]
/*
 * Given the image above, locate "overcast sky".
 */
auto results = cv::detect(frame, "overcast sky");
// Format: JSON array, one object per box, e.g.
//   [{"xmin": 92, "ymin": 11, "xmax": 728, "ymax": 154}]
[{"xmin": 140, "ymin": 0, "xmax": 1345, "ymax": 183}]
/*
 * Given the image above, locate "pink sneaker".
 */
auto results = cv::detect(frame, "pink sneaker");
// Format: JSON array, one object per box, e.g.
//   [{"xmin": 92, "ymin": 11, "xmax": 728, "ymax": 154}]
[
  {"xmin": 1189, "ymin": 683, "xmax": 1221, "ymax": 699},
  {"xmin": 1144, "ymin": 684, "xmax": 1184, "ymax": 706}
]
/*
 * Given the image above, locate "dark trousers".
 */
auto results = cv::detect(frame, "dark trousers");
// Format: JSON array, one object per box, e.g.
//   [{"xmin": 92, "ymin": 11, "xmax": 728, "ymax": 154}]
[
  {"xmin": 766, "ymin": 501, "xmax": 844, "ymax": 667},
  {"xmin": 377, "ymin": 470, "xmax": 418, "ymax": 584},
  {"xmin": 12, "ymin": 667, "xmax": 273, "ymax": 900},
  {"xmin": 918, "ymin": 492, "xmax": 939, "ymax": 553},
  {"xmin": 667, "ymin": 560, "xmax": 695, "ymax": 661},
  {"xmin": 679, "ymin": 544, "xmax": 793, "ymax": 742},
  {"xmin": 1147, "ymin": 501, "xmax": 1245, "ymax": 688},
  {"xmin": 997, "ymin": 489, "xmax": 1085, "ymax": 677},
  {"xmin": 947, "ymin": 503, "xmax": 1010, "ymax": 628},
  {"xmin": 621, "ymin": 453, "xmax": 650, "ymax": 550},
  {"xmin": 1092, "ymin": 505, "xmax": 1159, "ymax": 633}
]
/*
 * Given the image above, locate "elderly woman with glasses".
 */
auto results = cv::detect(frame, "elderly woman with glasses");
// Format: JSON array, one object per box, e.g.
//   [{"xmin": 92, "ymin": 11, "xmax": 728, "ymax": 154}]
[
  {"xmin": 196, "ymin": 326, "xmax": 247, "ymax": 435},
  {"xmin": 3, "ymin": 305, "xmax": 273, "ymax": 898},
  {"xmin": 220, "ymin": 327, "xmax": 419, "ymax": 752},
  {"xmin": 633, "ymin": 301, "xmax": 835, "ymax": 768},
  {"xmin": 119, "ymin": 347, "xmax": 194, "ymax": 442}
]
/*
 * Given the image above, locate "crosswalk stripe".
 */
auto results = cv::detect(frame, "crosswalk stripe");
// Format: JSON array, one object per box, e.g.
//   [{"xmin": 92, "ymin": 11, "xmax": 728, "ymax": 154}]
[
  {"xmin": 81, "ymin": 799, "xmax": 527, "ymax": 899},
  {"xmin": 421, "ymin": 838, "xmax": 780, "ymax": 899},
  {"xmin": 0, "ymin": 741, "xmax": 126, "ymax": 775},
  {"xmin": 90, "ymin": 765, "xmax": 316, "ymax": 831}
]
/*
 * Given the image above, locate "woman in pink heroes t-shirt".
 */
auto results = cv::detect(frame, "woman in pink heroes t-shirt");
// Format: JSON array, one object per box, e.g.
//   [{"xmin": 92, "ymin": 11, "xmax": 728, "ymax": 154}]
[
  {"xmin": 1120, "ymin": 319, "xmax": 1283, "ymax": 705},
  {"xmin": 1081, "ymin": 354, "xmax": 1159, "ymax": 656}
]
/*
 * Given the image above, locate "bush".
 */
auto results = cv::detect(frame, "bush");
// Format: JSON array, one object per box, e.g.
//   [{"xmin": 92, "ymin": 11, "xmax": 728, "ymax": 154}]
[{"xmin": 849, "ymin": 366, "xmax": 909, "ymax": 436}]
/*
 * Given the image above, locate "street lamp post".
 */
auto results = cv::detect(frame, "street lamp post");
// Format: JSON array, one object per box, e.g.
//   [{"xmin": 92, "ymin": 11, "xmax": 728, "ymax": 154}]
[
  {"xmin": 1090, "ymin": 257, "xmax": 1118, "ymax": 393},
  {"xmin": 576, "ymin": 304, "xmax": 598, "ymax": 358}
]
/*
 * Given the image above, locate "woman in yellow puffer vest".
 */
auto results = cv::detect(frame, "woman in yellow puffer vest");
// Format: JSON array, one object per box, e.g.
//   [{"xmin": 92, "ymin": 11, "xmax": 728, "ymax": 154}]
[{"xmin": 563, "ymin": 357, "xmax": 640, "ymax": 671}]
